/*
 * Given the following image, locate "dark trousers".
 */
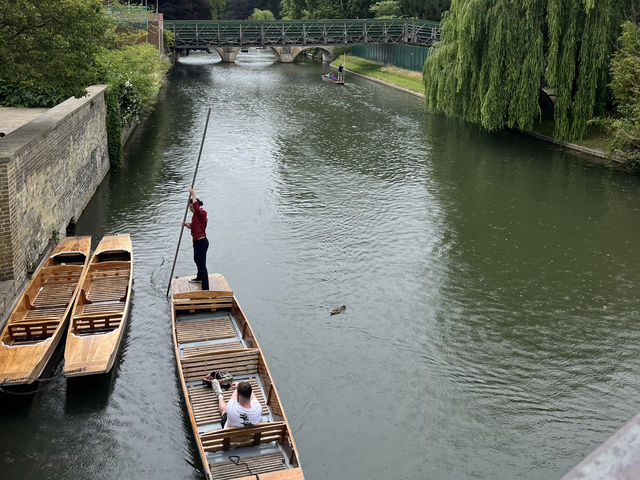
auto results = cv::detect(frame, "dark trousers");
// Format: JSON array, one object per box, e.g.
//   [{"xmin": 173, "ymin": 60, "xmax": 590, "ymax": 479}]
[{"xmin": 193, "ymin": 237, "xmax": 209, "ymax": 290}]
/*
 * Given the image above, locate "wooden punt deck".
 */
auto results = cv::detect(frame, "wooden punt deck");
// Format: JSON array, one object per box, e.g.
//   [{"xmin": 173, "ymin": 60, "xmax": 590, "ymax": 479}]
[
  {"xmin": 63, "ymin": 234, "xmax": 133, "ymax": 377},
  {"xmin": 0, "ymin": 236, "xmax": 91, "ymax": 386},
  {"xmin": 172, "ymin": 274, "xmax": 303, "ymax": 480}
]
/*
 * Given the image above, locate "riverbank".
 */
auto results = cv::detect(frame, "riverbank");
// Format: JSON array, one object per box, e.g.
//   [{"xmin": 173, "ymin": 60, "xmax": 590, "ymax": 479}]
[{"xmin": 332, "ymin": 55, "xmax": 620, "ymax": 167}]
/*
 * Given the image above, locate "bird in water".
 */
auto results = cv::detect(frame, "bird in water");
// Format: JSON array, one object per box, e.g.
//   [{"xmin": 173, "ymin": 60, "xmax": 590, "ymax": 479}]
[{"xmin": 330, "ymin": 305, "xmax": 346, "ymax": 315}]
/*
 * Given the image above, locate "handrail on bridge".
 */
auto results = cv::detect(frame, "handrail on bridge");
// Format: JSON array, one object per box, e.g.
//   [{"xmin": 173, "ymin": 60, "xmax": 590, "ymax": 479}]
[{"xmin": 165, "ymin": 18, "xmax": 441, "ymax": 49}]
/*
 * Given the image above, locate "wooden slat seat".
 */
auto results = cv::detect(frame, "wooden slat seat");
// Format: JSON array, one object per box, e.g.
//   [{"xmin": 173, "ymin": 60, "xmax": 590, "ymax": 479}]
[
  {"xmin": 74, "ymin": 316, "xmax": 121, "ymax": 333},
  {"xmin": 8, "ymin": 320, "xmax": 59, "ymax": 342},
  {"xmin": 183, "ymin": 341, "xmax": 244, "ymax": 357},
  {"xmin": 210, "ymin": 452, "xmax": 287, "ymax": 480},
  {"xmin": 200, "ymin": 422, "xmax": 286, "ymax": 453},
  {"xmin": 175, "ymin": 316, "xmax": 236, "ymax": 344},
  {"xmin": 187, "ymin": 376, "xmax": 268, "ymax": 426},
  {"xmin": 181, "ymin": 349, "xmax": 260, "ymax": 383},
  {"xmin": 41, "ymin": 264, "xmax": 84, "ymax": 279},
  {"xmin": 89, "ymin": 260, "xmax": 131, "ymax": 271},
  {"xmin": 90, "ymin": 269, "xmax": 130, "ymax": 280},
  {"xmin": 174, "ymin": 297, "xmax": 234, "ymax": 313}
]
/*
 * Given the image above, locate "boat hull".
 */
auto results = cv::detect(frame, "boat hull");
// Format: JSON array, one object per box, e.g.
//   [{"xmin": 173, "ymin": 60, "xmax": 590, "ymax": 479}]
[
  {"xmin": 171, "ymin": 274, "xmax": 303, "ymax": 480},
  {"xmin": 0, "ymin": 236, "xmax": 91, "ymax": 386},
  {"xmin": 321, "ymin": 74, "xmax": 344, "ymax": 85},
  {"xmin": 63, "ymin": 234, "xmax": 133, "ymax": 378}
]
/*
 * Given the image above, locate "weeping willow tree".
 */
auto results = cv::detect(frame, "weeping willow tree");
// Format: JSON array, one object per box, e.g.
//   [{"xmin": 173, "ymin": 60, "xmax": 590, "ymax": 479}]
[{"xmin": 423, "ymin": 0, "xmax": 630, "ymax": 141}]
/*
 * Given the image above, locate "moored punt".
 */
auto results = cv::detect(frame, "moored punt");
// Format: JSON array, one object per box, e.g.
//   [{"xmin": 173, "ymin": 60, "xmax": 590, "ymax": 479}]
[
  {"xmin": 63, "ymin": 234, "xmax": 133, "ymax": 377},
  {"xmin": 172, "ymin": 274, "xmax": 303, "ymax": 480},
  {"xmin": 0, "ymin": 236, "xmax": 91, "ymax": 386}
]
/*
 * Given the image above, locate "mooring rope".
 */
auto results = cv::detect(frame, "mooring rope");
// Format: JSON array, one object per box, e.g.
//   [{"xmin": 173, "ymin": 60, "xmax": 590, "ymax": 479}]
[
  {"xmin": 228, "ymin": 455, "xmax": 260, "ymax": 479},
  {"xmin": 0, "ymin": 362, "xmax": 64, "ymax": 395}
]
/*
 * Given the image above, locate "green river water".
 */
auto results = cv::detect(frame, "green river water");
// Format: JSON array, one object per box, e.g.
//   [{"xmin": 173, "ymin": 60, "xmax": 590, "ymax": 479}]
[{"xmin": 1, "ymin": 50, "xmax": 640, "ymax": 480}]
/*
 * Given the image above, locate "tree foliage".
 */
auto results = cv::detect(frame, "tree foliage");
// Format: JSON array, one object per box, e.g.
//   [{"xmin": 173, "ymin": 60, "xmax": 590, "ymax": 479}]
[
  {"xmin": 248, "ymin": 8, "xmax": 275, "ymax": 20},
  {"xmin": 609, "ymin": 21, "xmax": 640, "ymax": 169},
  {"xmin": 281, "ymin": 0, "xmax": 445, "ymax": 20},
  {"xmin": 208, "ymin": 0, "xmax": 228, "ymax": 19},
  {"xmin": 370, "ymin": 1, "xmax": 402, "ymax": 18},
  {"xmin": 97, "ymin": 43, "xmax": 170, "ymax": 164},
  {"xmin": 423, "ymin": 0, "xmax": 633, "ymax": 141},
  {"xmin": 398, "ymin": 0, "xmax": 449, "ymax": 20},
  {"xmin": 158, "ymin": 0, "xmax": 216, "ymax": 20},
  {"xmin": 0, "ymin": 0, "xmax": 109, "ymax": 103}
]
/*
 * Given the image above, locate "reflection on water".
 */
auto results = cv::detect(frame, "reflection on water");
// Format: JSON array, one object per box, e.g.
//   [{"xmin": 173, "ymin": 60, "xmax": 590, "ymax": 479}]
[{"xmin": 1, "ymin": 51, "xmax": 640, "ymax": 479}]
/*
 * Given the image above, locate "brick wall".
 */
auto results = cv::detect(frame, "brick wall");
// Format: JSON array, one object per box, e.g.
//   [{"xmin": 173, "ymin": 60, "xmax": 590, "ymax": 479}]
[
  {"xmin": 0, "ymin": 85, "xmax": 110, "ymax": 282},
  {"xmin": 148, "ymin": 13, "xmax": 164, "ymax": 52}
]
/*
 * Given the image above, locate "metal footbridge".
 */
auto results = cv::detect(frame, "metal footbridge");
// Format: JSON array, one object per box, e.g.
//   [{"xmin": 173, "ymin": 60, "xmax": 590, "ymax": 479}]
[{"xmin": 165, "ymin": 19, "xmax": 441, "ymax": 50}]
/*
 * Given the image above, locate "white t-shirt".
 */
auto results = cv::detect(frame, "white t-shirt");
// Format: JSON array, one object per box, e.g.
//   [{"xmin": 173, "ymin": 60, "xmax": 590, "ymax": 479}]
[{"xmin": 225, "ymin": 398, "xmax": 262, "ymax": 428}]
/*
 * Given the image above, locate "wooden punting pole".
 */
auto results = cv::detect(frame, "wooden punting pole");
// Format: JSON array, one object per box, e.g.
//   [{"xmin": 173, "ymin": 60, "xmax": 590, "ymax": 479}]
[{"xmin": 166, "ymin": 107, "xmax": 212, "ymax": 296}]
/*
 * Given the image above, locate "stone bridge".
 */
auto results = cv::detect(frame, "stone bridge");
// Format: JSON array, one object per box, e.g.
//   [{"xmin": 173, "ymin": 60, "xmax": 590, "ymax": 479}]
[{"xmin": 165, "ymin": 19, "xmax": 441, "ymax": 63}]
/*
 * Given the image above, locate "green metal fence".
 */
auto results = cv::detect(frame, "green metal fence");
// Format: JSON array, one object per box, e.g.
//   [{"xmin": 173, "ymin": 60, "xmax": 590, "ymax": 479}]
[
  {"xmin": 165, "ymin": 19, "xmax": 440, "ymax": 49},
  {"xmin": 351, "ymin": 44, "xmax": 432, "ymax": 72},
  {"xmin": 104, "ymin": 5, "xmax": 149, "ymax": 30}
]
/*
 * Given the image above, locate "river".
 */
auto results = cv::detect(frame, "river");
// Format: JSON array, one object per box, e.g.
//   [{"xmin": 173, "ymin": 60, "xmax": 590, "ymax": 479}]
[{"xmin": 1, "ymin": 50, "xmax": 640, "ymax": 480}]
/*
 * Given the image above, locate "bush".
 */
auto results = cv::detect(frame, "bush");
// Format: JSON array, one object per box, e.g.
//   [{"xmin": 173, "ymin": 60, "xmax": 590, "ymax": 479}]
[
  {"xmin": 163, "ymin": 28, "xmax": 175, "ymax": 51},
  {"xmin": 333, "ymin": 46, "xmax": 351, "ymax": 61},
  {"xmin": 0, "ymin": 82, "xmax": 67, "ymax": 108},
  {"xmin": 609, "ymin": 21, "xmax": 640, "ymax": 170},
  {"xmin": 248, "ymin": 8, "xmax": 275, "ymax": 20},
  {"xmin": 96, "ymin": 44, "xmax": 171, "ymax": 164}
]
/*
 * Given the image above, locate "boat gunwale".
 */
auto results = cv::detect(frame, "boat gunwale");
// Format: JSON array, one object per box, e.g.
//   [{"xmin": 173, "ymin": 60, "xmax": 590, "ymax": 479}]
[{"xmin": 171, "ymin": 295, "xmax": 212, "ymax": 479}]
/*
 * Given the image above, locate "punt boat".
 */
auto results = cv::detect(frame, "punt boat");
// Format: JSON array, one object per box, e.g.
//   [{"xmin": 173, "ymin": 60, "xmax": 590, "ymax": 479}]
[
  {"xmin": 171, "ymin": 274, "xmax": 303, "ymax": 480},
  {"xmin": 63, "ymin": 234, "xmax": 133, "ymax": 377},
  {"xmin": 0, "ymin": 236, "xmax": 91, "ymax": 386},
  {"xmin": 321, "ymin": 73, "xmax": 345, "ymax": 85}
]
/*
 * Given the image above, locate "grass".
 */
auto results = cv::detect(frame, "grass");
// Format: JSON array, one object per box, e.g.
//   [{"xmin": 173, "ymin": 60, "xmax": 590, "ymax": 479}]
[{"xmin": 330, "ymin": 55, "xmax": 425, "ymax": 94}]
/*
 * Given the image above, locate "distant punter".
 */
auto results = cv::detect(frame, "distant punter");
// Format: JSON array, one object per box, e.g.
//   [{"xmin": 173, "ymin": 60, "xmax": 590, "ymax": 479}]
[{"xmin": 181, "ymin": 188, "xmax": 209, "ymax": 290}]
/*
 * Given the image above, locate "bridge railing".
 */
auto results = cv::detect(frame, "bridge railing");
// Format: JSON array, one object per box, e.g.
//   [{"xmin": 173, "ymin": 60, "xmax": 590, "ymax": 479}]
[{"xmin": 165, "ymin": 19, "xmax": 441, "ymax": 49}]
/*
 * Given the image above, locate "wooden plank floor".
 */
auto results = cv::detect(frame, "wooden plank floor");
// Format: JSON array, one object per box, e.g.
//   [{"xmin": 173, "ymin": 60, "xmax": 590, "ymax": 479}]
[
  {"xmin": 80, "ymin": 302, "xmax": 125, "ymax": 315},
  {"xmin": 13, "ymin": 307, "xmax": 66, "ymax": 323},
  {"xmin": 173, "ymin": 274, "xmax": 232, "ymax": 296},
  {"xmin": 176, "ymin": 316, "xmax": 236, "ymax": 344},
  {"xmin": 211, "ymin": 452, "xmax": 287, "ymax": 480},
  {"xmin": 183, "ymin": 341, "xmax": 244, "ymax": 357},
  {"xmin": 87, "ymin": 275, "xmax": 129, "ymax": 302},
  {"xmin": 188, "ymin": 377, "xmax": 268, "ymax": 426},
  {"xmin": 33, "ymin": 282, "xmax": 77, "ymax": 307}
]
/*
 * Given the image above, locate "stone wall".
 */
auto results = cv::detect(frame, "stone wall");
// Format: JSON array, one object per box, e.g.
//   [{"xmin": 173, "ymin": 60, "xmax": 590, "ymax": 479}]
[{"xmin": 0, "ymin": 85, "xmax": 110, "ymax": 286}]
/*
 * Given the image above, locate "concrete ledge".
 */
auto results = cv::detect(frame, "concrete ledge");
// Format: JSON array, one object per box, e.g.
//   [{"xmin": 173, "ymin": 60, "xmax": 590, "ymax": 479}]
[
  {"xmin": 562, "ymin": 412, "xmax": 640, "ymax": 479},
  {"xmin": 0, "ymin": 85, "xmax": 108, "ymax": 162},
  {"xmin": 0, "ymin": 108, "xmax": 49, "ymax": 136}
]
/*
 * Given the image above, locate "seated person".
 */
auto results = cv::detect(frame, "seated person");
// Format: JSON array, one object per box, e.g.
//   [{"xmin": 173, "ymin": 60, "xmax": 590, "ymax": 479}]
[{"xmin": 211, "ymin": 379, "xmax": 262, "ymax": 428}]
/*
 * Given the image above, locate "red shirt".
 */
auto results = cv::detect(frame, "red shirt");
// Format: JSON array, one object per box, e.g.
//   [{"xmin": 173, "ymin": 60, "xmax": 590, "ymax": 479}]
[{"xmin": 190, "ymin": 202, "xmax": 208, "ymax": 240}]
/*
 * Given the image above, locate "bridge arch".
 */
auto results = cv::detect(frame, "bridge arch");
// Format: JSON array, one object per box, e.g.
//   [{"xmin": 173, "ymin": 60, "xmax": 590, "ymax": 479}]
[
  {"xmin": 212, "ymin": 45, "xmax": 333, "ymax": 63},
  {"xmin": 270, "ymin": 46, "xmax": 332, "ymax": 63}
]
